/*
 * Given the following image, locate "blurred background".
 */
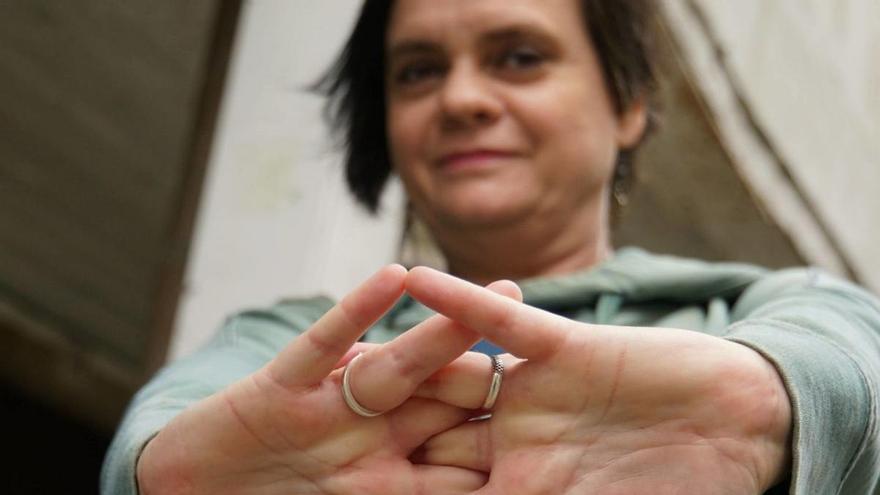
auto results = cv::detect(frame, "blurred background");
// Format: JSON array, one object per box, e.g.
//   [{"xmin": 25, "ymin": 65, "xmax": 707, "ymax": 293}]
[{"xmin": 1, "ymin": 0, "xmax": 877, "ymax": 492}]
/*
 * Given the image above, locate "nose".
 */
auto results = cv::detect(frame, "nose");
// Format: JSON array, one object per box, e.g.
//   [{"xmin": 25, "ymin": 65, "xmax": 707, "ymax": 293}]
[{"xmin": 439, "ymin": 62, "xmax": 502, "ymax": 129}]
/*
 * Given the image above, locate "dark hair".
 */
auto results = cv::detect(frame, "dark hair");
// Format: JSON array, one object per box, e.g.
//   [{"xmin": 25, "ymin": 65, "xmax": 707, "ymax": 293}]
[{"xmin": 314, "ymin": 0, "xmax": 660, "ymax": 213}]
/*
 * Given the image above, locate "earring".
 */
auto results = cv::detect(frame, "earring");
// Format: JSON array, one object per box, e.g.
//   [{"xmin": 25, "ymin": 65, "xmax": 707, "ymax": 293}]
[{"xmin": 613, "ymin": 184, "xmax": 629, "ymax": 208}]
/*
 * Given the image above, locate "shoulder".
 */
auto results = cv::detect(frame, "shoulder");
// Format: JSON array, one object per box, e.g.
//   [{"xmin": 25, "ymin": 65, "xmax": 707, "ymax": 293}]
[{"xmin": 732, "ymin": 265, "xmax": 880, "ymax": 317}]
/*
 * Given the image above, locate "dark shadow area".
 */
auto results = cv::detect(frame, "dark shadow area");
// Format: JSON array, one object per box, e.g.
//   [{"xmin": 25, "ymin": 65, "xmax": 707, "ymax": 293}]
[{"xmin": 1, "ymin": 383, "xmax": 110, "ymax": 494}]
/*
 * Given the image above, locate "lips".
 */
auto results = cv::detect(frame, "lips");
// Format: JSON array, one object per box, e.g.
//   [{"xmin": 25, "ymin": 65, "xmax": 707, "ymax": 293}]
[{"xmin": 437, "ymin": 149, "xmax": 518, "ymax": 171}]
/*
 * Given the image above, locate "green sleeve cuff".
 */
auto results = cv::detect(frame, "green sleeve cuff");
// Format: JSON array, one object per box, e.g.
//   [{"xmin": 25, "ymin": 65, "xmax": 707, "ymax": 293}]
[{"xmin": 726, "ymin": 321, "xmax": 877, "ymax": 494}]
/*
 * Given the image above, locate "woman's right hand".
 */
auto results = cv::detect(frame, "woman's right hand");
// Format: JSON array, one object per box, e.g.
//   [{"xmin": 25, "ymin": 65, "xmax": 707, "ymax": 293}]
[{"xmin": 136, "ymin": 265, "xmax": 520, "ymax": 495}]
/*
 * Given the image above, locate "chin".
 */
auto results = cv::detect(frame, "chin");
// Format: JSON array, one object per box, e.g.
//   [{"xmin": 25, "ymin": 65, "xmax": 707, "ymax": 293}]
[{"xmin": 432, "ymin": 198, "xmax": 535, "ymax": 230}]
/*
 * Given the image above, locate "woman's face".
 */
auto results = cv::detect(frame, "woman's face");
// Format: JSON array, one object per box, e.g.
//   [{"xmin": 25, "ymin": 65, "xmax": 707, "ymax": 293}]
[{"xmin": 385, "ymin": 0, "xmax": 646, "ymax": 231}]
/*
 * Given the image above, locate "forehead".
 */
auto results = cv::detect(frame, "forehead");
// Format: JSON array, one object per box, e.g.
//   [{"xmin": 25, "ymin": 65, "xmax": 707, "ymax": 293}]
[{"xmin": 386, "ymin": 0, "xmax": 586, "ymax": 46}]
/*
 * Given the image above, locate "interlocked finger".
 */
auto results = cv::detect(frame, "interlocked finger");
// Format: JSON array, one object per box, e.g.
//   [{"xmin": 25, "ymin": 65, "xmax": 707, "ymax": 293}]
[
  {"xmin": 343, "ymin": 279, "xmax": 522, "ymax": 415},
  {"xmin": 416, "ymin": 417, "xmax": 493, "ymax": 472},
  {"xmin": 268, "ymin": 265, "xmax": 407, "ymax": 388},
  {"xmin": 411, "ymin": 465, "xmax": 488, "ymax": 494},
  {"xmin": 413, "ymin": 353, "xmax": 517, "ymax": 410},
  {"xmin": 384, "ymin": 397, "xmax": 473, "ymax": 451},
  {"xmin": 406, "ymin": 267, "xmax": 574, "ymax": 360}
]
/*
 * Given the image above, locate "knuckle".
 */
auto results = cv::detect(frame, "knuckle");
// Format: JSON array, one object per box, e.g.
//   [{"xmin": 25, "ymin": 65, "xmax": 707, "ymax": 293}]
[
  {"xmin": 386, "ymin": 344, "xmax": 425, "ymax": 389},
  {"xmin": 337, "ymin": 295, "xmax": 368, "ymax": 330},
  {"xmin": 304, "ymin": 329, "xmax": 349, "ymax": 357},
  {"xmin": 487, "ymin": 301, "xmax": 518, "ymax": 334}
]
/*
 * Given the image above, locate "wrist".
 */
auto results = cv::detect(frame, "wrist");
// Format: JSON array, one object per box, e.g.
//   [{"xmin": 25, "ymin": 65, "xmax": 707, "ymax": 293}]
[
  {"xmin": 740, "ymin": 346, "xmax": 793, "ymax": 490},
  {"xmin": 136, "ymin": 432, "xmax": 175, "ymax": 495},
  {"xmin": 135, "ymin": 436, "xmax": 158, "ymax": 495}
]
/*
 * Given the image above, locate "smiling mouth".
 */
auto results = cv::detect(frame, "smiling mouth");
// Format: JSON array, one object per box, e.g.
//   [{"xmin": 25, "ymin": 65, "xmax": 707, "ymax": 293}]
[{"xmin": 438, "ymin": 150, "xmax": 518, "ymax": 172}]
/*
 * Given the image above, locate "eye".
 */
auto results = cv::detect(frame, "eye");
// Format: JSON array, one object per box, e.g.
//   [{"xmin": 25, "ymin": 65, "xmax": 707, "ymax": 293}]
[
  {"xmin": 493, "ymin": 46, "xmax": 545, "ymax": 71},
  {"xmin": 394, "ymin": 60, "xmax": 445, "ymax": 86}
]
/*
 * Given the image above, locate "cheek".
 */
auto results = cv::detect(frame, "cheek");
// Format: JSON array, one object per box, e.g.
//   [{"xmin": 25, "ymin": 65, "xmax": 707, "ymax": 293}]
[
  {"xmin": 386, "ymin": 106, "xmax": 409, "ymax": 167},
  {"xmin": 528, "ymin": 98, "xmax": 620, "ymax": 186},
  {"xmin": 386, "ymin": 102, "xmax": 436, "ymax": 208},
  {"xmin": 387, "ymin": 102, "xmax": 429, "ymax": 175}
]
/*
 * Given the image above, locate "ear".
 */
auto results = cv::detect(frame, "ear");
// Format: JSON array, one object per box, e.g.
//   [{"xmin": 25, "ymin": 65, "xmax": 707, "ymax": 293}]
[{"xmin": 615, "ymin": 97, "xmax": 648, "ymax": 149}]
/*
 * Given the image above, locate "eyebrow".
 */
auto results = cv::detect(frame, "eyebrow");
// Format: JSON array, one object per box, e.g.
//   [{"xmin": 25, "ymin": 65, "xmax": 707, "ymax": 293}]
[
  {"xmin": 387, "ymin": 22, "xmax": 556, "ymax": 60},
  {"xmin": 482, "ymin": 25, "xmax": 551, "ymax": 44},
  {"xmin": 387, "ymin": 41, "xmax": 438, "ymax": 61}
]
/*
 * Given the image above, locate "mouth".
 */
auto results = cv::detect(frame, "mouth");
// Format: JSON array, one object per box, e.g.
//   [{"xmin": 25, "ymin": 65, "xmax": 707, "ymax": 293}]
[{"xmin": 437, "ymin": 149, "xmax": 519, "ymax": 172}]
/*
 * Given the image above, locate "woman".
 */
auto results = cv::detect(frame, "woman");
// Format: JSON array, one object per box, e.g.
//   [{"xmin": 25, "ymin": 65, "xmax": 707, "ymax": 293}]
[{"xmin": 103, "ymin": 0, "xmax": 880, "ymax": 493}]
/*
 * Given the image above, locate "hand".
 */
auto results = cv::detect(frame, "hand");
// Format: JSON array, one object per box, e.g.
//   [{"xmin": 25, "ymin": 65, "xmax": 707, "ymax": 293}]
[
  {"xmin": 136, "ymin": 265, "xmax": 520, "ymax": 495},
  {"xmin": 406, "ymin": 267, "xmax": 793, "ymax": 494}
]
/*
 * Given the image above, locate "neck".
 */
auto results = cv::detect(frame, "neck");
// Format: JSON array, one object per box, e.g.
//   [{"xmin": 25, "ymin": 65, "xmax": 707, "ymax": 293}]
[{"xmin": 427, "ymin": 197, "xmax": 613, "ymax": 286}]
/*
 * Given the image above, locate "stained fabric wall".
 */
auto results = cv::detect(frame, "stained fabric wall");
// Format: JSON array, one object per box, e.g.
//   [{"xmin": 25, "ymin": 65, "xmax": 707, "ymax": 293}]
[
  {"xmin": 664, "ymin": 0, "xmax": 880, "ymax": 293},
  {"xmin": 170, "ymin": 1, "xmax": 405, "ymax": 359}
]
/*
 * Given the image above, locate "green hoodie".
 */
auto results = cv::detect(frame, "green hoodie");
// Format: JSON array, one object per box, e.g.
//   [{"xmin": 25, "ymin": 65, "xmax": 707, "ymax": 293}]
[{"xmin": 101, "ymin": 248, "xmax": 880, "ymax": 494}]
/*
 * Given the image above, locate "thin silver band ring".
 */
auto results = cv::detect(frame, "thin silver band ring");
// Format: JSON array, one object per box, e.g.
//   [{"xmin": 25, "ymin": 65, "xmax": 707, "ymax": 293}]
[
  {"xmin": 481, "ymin": 354, "xmax": 504, "ymax": 410},
  {"xmin": 342, "ymin": 353, "xmax": 383, "ymax": 417}
]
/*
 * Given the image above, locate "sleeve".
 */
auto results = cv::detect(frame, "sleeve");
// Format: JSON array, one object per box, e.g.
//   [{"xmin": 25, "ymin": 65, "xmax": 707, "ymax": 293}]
[
  {"xmin": 722, "ymin": 268, "xmax": 880, "ymax": 494},
  {"xmin": 99, "ymin": 296, "xmax": 334, "ymax": 495}
]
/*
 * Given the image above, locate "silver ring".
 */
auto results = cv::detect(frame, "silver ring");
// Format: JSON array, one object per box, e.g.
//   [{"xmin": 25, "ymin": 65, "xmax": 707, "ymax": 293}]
[
  {"xmin": 481, "ymin": 354, "xmax": 504, "ymax": 410},
  {"xmin": 342, "ymin": 353, "xmax": 383, "ymax": 417}
]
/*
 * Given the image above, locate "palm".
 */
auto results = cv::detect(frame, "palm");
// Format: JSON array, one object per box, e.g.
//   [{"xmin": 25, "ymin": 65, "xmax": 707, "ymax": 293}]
[
  {"xmin": 136, "ymin": 266, "xmax": 509, "ymax": 495},
  {"xmin": 405, "ymin": 267, "xmax": 792, "ymax": 495},
  {"xmin": 142, "ymin": 373, "xmax": 398, "ymax": 494},
  {"xmin": 151, "ymin": 372, "xmax": 459, "ymax": 494},
  {"xmin": 480, "ymin": 333, "xmax": 771, "ymax": 494}
]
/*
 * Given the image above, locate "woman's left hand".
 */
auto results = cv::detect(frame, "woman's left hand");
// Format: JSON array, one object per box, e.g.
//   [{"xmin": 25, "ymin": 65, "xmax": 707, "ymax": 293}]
[{"xmin": 406, "ymin": 267, "xmax": 792, "ymax": 495}]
